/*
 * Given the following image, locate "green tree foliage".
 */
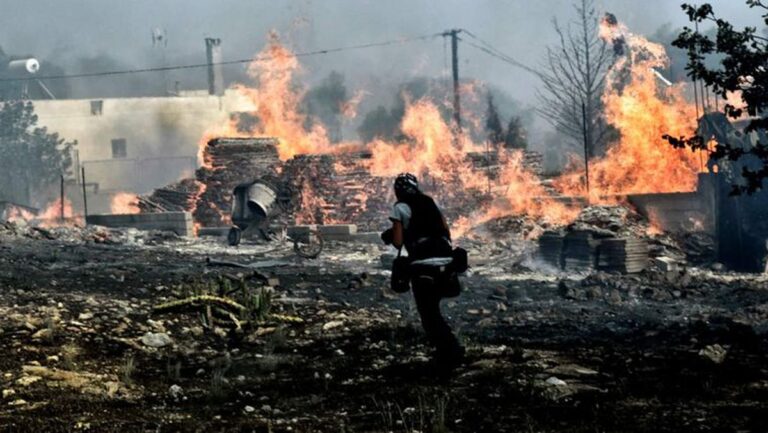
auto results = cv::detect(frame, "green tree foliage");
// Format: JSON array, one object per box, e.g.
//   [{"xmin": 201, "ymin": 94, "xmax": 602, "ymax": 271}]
[
  {"xmin": 0, "ymin": 100, "xmax": 76, "ymax": 204},
  {"xmin": 485, "ymin": 95, "xmax": 504, "ymax": 147},
  {"xmin": 504, "ymin": 116, "xmax": 528, "ymax": 150},
  {"xmin": 664, "ymin": 1, "xmax": 768, "ymax": 194}
]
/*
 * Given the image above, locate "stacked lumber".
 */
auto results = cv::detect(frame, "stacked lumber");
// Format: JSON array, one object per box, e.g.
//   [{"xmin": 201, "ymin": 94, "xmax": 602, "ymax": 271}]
[
  {"xmin": 538, "ymin": 231, "xmax": 565, "ymax": 268},
  {"xmin": 138, "ymin": 179, "xmax": 202, "ymax": 213},
  {"xmin": 139, "ymin": 138, "xmax": 281, "ymax": 227},
  {"xmin": 279, "ymin": 152, "xmax": 391, "ymax": 231},
  {"xmin": 139, "ymin": 137, "xmax": 547, "ymax": 232},
  {"xmin": 195, "ymin": 138, "xmax": 282, "ymax": 226},
  {"xmin": 597, "ymin": 238, "xmax": 649, "ymax": 273},
  {"xmin": 562, "ymin": 230, "xmax": 601, "ymax": 271}
]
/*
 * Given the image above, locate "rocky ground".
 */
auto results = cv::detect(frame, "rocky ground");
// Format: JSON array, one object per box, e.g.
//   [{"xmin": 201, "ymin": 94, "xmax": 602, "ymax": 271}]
[{"xmin": 0, "ymin": 223, "xmax": 767, "ymax": 433}]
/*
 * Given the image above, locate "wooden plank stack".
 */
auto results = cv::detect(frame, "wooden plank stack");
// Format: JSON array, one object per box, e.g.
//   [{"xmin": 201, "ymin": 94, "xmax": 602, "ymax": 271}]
[
  {"xmin": 138, "ymin": 178, "xmax": 203, "ymax": 213},
  {"xmin": 138, "ymin": 137, "xmax": 546, "ymax": 232},
  {"xmin": 538, "ymin": 231, "xmax": 565, "ymax": 268},
  {"xmin": 139, "ymin": 138, "xmax": 281, "ymax": 227},
  {"xmin": 562, "ymin": 230, "xmax": 601, "ymax": 271},
  {"xmin": 279, "ymin": 152, "xmax": 391, "ymax": 231},
  {"xmin": 597, "ymin": 238, "xmax": 649, "ymax": 273}
]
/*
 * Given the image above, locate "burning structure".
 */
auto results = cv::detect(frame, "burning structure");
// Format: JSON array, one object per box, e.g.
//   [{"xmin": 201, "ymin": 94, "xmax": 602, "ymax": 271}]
[
  {"xmin": 2, "ymin": 3, "xmax": 768, "ymax": 433},
  {"xmin": 130, "ymin": 20, "xmax": 765, "ymax": 272}
]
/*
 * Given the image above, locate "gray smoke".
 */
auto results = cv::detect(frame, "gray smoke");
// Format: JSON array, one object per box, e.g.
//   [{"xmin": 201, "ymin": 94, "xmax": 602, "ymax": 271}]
[
  {"xmin": 1, "ymin": 0, "xmax": 759, "ymax": 99},
  {"xmin": 0, "ymin": 0, "xmax": 762, "ymax": 149}
]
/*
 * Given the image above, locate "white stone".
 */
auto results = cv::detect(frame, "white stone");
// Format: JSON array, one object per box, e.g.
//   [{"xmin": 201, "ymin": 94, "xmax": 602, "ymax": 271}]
[
  {"xmin": 140, "ymin": 332, "xmax": 173, "ymax": 348},
  {"xmin": 545, "ymin": 376, "xmax": 567, "ymax": 386}
]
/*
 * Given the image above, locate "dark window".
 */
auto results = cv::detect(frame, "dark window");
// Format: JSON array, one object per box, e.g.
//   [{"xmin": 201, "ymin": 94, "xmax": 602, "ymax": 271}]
[
  {"xmin": 90, "ymin": 100, "xmax": 103, "ymax": 115},
  {"xmin": 111, "ymin": 139, "xmax": 127, "ymax": 159}
]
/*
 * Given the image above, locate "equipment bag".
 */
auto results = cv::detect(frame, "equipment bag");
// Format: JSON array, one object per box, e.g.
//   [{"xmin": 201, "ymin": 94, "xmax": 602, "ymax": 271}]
[
  {"xmin": 390, "ymin": 249, "xmax": 412, "ymax": 293},
  {"xmin": 449, "ymin": 247, "xmax": 469, "ymax": 273},
  {"xmin": 411, "ymin": 263, "xmax": 463, "ymax": 299}
]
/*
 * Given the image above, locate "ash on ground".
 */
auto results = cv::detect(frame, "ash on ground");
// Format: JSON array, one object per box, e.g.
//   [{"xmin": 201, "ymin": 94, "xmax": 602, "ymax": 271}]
[{"xmin": 0, "ymin": 210, "xmax": 765, "ymax": 433}]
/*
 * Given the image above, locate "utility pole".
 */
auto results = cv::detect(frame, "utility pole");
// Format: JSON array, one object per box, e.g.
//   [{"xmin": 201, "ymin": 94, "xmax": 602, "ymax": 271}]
[
  {"xmin": 581, "ymin": 102, "xmax": 591, "ymax": 200},
  {"xmin": 444, "ymin": 29, "xmax": 462, "ymax": 138},
  {"xmin": 81, "ymin": 167, "xmax": 89, "ymax": 220},
  {"xmin": 60, "ymin": 174, "xmax": 65, "ymax": 222}
]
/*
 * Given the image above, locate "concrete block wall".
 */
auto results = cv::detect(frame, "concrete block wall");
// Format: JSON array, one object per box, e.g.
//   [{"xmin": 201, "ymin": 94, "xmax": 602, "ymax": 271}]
[
  {"xmin": 86, "ymin": 212, "xmax": 194, "ymax": 237},
  {"xmin": 287, "ymin": 224, "xmax": 362, "ymax": 242},
  {"xmin": 628, "ymin": 175, "xmax": 717, "ymax": 235}
]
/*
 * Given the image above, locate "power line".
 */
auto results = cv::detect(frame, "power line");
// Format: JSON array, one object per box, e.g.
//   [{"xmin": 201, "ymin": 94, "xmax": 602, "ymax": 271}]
[
  {"xmin": 0, "ymin": 32, "xmax": 443, "ymax": 83},
  {"xmin": 460, "ymin": 29, "xmax": 540, "ymax": 76}
]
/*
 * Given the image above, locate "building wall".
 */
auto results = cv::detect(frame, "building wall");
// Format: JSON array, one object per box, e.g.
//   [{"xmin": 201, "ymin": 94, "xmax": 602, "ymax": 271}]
[
  {"xmin": 32, "ymin": 89, "xmax": 254, "ymax": 194},
  {"xmin": 628, "ymin": 174, "xmax": 717, "ymax": 236}
]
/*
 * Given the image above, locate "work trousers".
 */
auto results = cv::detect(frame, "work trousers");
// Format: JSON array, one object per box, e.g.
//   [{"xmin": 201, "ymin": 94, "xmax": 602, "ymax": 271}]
[{"xmin": 411, "ymin": 272, "xmax": 461, "ymax": 360}]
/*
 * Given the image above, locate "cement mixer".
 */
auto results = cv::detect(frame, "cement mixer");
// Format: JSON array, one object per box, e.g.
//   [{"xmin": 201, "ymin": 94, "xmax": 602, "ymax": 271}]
[{"xmin": 227, "ymin": 179, "xmax": 323, "ymax": 258}]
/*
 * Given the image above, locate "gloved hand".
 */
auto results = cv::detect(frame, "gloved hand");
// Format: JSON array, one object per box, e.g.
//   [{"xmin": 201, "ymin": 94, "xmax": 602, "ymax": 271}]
[{"xmin": 380, "ymin": 228, "xmax": 394, "ymax": 245}]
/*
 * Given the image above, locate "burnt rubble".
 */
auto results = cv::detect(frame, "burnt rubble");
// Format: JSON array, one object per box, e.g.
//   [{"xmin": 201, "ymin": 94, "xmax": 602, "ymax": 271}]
[
  {"xmin": 4, "ymin": 145, "xmax": 765, "ymax": 433},
  {"xmin": 1, "ymin": 220, "xmax": 767, "ymax": 432}
]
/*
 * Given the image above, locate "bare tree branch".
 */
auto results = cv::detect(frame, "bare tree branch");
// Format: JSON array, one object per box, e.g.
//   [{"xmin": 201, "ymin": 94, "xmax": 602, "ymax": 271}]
[{"xmin": 537, "ymin": 0, "xmax": 614, "ymax": 155}]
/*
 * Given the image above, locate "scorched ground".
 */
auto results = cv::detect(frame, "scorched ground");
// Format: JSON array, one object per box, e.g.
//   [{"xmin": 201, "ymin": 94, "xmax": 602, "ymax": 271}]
[{"xmin": 0, "ymin": 222, "xmax": 766, "ymax": 433}]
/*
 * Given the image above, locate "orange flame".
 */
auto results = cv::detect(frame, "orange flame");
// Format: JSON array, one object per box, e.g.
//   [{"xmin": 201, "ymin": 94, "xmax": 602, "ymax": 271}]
[
  {"xmin": 645, "ymin": 207, "xmax": 664, "ymax": 236},
  {"xmin": 341, "ymin": 90, "xmax": 367, "ymax": 119},
  {"xmin": 37, "ymin": 198, "xmax": 81, "ymax": 228},
  {"xmin": 5, "ymin": 206, "xmax": 36, "ymax": 224},
  {"xmin": 110, "ymin": 192, "xmax": 140, "ymax": 214},
  {"xmin": 556, "ymin": 16, "xmax": 701, "ymax": 201},
  {"xmin": 191, "ymin": 22, "xmax": 705, "ymax": 236}
]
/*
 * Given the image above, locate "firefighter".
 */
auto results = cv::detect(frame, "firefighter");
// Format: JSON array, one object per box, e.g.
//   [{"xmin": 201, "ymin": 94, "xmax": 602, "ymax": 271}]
[{"xmin": 381, "ymin": 173, "xmax": 464, "ymax": 373}]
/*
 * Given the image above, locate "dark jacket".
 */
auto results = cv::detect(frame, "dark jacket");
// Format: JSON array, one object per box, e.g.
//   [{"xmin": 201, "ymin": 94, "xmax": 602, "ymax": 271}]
[{"xmin": 399, "ymin": 193, "xmax": 452, "ymax": 261}]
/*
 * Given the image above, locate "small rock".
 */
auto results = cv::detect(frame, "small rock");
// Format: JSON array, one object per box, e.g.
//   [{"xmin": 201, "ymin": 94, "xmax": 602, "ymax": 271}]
[
  {"xmin": 8, "ymin": 399, "xmax": 27, "ymax": 406},
  {"xmin": 31, "ymin": 328, "xmax": 53, "ymax": 340},
  {"xmin": 653, "ymin": 256, "xmax": 681, "ymax": 272},
  {"xmin": 2, "ymin": 389, "xmax": 15, "ymax": 399},
  {"xmin": 545, "ymin": 376, "xmax": 567, "ymax": 386},
  {"xmin": 322, "ymin": 321, "xmax": 344, "ymax": 331},
  {"xmin": 607, "ymin": 290, "xmax": 622, "ymax": 305},
  {"xmin": 140, "ymin": 332, "xmax": 173, "ymax": 348},
  {"xmin": 169, "ymin": 384, "xmax": 183, "ymax": 400},
  {"xmin": 78, "ymin": 312, "xmax": 94, "ymax": 321},
  {"xmin": 585, "ymin": 286, "xmax": 602, "ymax": 300},
  {"xmin": 699, "ymin": 344, "xmax": 727, "ymax": 364},
  {"xmin": 244, "ymin": 405, "xmax": 255, "ymax": 413},
  {"xmin": 15, "ymin": 376, "xmax": 41, "ymax": 387}
]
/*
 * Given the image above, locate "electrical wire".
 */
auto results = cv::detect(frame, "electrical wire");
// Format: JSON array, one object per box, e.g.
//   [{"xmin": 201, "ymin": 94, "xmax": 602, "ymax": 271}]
[
  {"xmin": 459, "ymin": 29, "xmax": 540, "ymax": 76},
  {"xmin": 0, "ymin": 32, "xmax": 443, "ymax": 83}
]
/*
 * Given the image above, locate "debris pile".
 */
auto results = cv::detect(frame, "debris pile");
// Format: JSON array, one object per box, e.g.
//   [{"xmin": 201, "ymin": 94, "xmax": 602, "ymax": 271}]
[
  {"xmin": 139, "ymin": 137, "xmax": 545, "ymax": 232},
  {"xmin": 538, "ymin": 206, "xmax": 657, "ymax": 273},
  {"xmin": 281, "ymin": 152, "xmax": 390, "ymax": 230},
  {"xmin": 137, "ymin": 178, "xmax": 205, "ymax": 213},
  {"xmin": 465, "ymin": 150, "xmax": 544, "ymax": 180},
  {"xmin": 0, "ymin": 220, "xmax": 183, "ymax": 245},
  {"xmin": 139, "ymin": 138, "xmax": 282, "ymax": 227}
]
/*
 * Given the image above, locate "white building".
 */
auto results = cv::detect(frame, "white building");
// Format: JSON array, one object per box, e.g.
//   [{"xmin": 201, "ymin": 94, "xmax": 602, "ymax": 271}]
[{"xmin": 33, "ymin": 89, "xmax": 253, "ymax": 194}]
